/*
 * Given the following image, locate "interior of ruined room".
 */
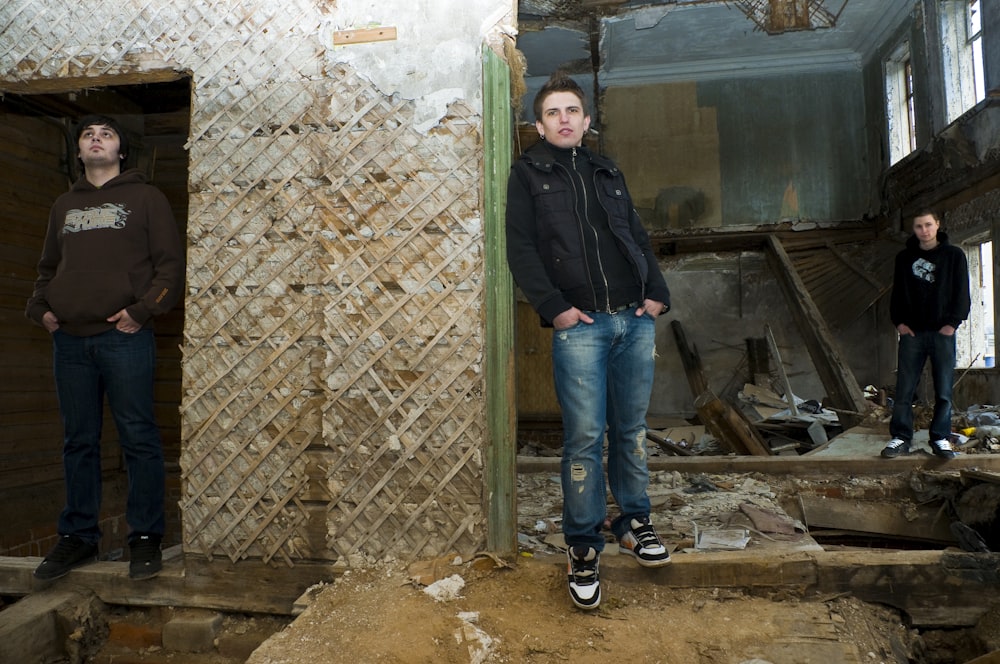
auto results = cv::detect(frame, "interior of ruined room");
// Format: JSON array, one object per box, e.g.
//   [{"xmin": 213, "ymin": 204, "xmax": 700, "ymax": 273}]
[{"xmin": 4, "ymin": 0, "xmax": 1000, "ymax": 662}]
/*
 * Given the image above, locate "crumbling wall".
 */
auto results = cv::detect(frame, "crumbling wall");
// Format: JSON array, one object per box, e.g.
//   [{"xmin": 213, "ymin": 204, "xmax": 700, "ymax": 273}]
[{"xmin": 0, "ymin": 0, "xmax": 516, "ymax": 566}]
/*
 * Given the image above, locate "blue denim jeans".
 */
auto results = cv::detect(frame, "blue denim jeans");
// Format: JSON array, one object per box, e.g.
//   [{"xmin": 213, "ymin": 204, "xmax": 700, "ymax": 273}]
[
  {"xmin": 552, "ymin": 310, "xmax": 656, "ymax": 551},
  {"xmin": 890, "ymin": 330, "xmax": 957, "ymax": 443},
  {"xmin": 52, "ymin": 328, "xmax": 165, "ymax": 544}
]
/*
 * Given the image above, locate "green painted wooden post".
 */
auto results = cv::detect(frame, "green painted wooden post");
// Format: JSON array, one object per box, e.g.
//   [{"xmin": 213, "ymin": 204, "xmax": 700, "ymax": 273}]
[{"xmin": 482, "ymin": 45, "xmax": 517, "ymax": 556}]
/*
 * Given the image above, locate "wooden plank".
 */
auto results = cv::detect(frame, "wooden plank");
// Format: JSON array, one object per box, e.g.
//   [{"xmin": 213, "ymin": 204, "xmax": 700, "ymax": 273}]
[
  {"xmin": 482, "ymin": 46, "xmax": 517, "ymax": 557},
  {"xmin": 825, "ymin": 241, "xmax": 884, "ymax": 290},
  {"xmin": 791, "ymin": 495, "xmax": 956, "ymax": 543},
  {"xmin": 0, "ymin": 555, "xmax": 337, "ymax": 616},
  {"xmin": 960, "ymin": 469, "xmax": 1000, "ymax": 485},
  {"xmin": 694, "ymin": 389, "xmax": 771, "ymax": 456},
  {"xmin": 671, "ymin": 319, "xmax": 709, "ymax": 398},
  {"xmin": 331, "ymin": 26, "xmax": 397, "ymax": 45},
  {"xmin": 765, "ymin": 235, "xmax": 867, "ymax": 427},
  {"xmin": 764, "ymin": 323, "xmax": 798, "ymax": 415},
  {"xmin": 813, "ymin": 550, "xmax": 999, "ymax": 627},
  {"xmin": 517, "ymin": 453, "xmax": 1000, "ymax": 476},
  {"xmin": 645, "ymin": 429, "xmax": 695, "ymax": 456},
  {"xmin": 0, "ymin": 586, "xmax": 100, "ymax": 664}
]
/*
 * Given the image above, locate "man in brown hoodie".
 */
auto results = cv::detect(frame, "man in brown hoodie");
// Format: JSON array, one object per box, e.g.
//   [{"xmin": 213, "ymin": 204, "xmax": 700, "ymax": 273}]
[{"xmin": 26, "ymin": 114, "xmax": 184, "ymax": 581}]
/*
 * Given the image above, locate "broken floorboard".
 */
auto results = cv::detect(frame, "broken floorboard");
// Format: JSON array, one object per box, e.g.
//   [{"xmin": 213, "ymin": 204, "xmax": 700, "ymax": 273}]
[
  {"xmin": 790, "ymin": 495, "xmax": 957, "ymax": 544},
  {"xmin": 2, "ymin": 548, "xmax": 997, "ymax": 629},
  {"xmin": 0, "ymin": 551, "xmax": 339, "ymax": 616}
]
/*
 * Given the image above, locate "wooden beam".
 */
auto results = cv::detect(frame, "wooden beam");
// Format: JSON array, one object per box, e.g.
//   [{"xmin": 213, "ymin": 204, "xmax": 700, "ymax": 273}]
[
  {"xmin": 645, "ymin": 429, "xmax": 695, "ymax": 456},
  {"xmin": 482, "ymin": 46, "xmax": 517, "ymax": 557},
  {"xmin": 516, "ymin": 453, "xmax": 1000, "ymax": 475},
  {"xmin": 0, "ymin": 554, "xmax": 338, "ymax": 615},
  {"xmin": 670, "ymin": 319, "xmax": 709, "ymax": 398},
  {"xmin": 765, "ymin": 235, "xmax": 867, "ymax": 427},
  {"xmin": 694, "ymin": 389, "xmax": 771, "ymax": 456},
  {"xmin": 0, "ymin": 586, "xmax": 104, "ymax": 664},
  {"xmin": 613, "ymin": 548, "xmax": 1000, "ymax": 628}
]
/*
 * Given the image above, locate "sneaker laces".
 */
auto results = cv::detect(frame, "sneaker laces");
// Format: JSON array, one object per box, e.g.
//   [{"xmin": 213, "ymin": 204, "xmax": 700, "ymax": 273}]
[
  {"xmin": 885, "ymin": 438, "xmax": 907, "ymax": 449},
  {"xmin": 568, "ymin": 547, "xmax": 598, "ymax": 580},
  {"xmin": 629, "ymin": 519, "xmax": 662, "ymax": 550},
  {"xmin": 932, "ymin": 439, "xmax": 954, "ymax": 451}
]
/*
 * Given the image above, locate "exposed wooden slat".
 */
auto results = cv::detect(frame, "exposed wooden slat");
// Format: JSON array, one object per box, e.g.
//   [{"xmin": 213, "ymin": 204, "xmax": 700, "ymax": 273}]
[{"xmin": 765, "ymin": 235, "xmax": 867, "ymax": 426}]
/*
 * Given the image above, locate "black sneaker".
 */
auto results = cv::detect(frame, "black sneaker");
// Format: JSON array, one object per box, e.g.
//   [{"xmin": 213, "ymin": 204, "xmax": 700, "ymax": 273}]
[
  {"xmin": 880, "ymin": 438, "xmax": 911, "ymax": 458},
  {"xmin": 929, "ymin": 439, "xmax": 959, "ymax": 460},
  {"xmin": 129, "ymin": 535, "xmax": 162, "ymax": 580},
  {"xmin": 618, "ymin": 516, "xmax": 671, "ymax": 567},
  {"xmin": 34, "ymin": 535, "xmax": 98, "ymax": 581},
  {"xmin": 566, "ymin": 546, "xmax": 601, "ymax": 610}
]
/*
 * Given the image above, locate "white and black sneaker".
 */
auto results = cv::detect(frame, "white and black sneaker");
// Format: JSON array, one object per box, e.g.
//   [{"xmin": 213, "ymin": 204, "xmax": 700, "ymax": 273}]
[
  {"xmin": 880, "ymin": 438, "xmax": 911, "ymax": 458},
  {"xmin": 929, "ymin": 438, "xmax": 959, "ymax": 460},
  {"xmin": 566, "ymin": 545, "xmax": 601, "ymax": 610},
  {"xmin": 619, "ymin": 516, "xmax": 671, "ymax": 567}
]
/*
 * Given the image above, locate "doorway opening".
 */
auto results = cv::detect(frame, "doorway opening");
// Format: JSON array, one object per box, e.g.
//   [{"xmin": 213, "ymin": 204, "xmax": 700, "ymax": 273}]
[{"xmin": 0, "ymin": 77, "xmax": 191, "ymax": 558}]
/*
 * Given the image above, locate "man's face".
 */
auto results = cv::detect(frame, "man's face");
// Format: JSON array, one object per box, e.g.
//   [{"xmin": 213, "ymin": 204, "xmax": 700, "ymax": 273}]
[
  {"xmin": 78, "ymin": 124, "xmax": 122, "ymax": 168},
  {"xmin": 913, "ymin": 214, "xmax": 940, "ymax": 246},
  {"xmin": 535, "ymin": 91, "xmax": 591, "ymax": 149}
]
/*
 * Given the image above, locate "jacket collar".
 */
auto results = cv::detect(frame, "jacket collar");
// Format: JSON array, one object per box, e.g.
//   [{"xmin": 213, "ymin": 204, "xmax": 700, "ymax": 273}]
[{"xmin": 521, "ymin": 140, "xmax": 618, "ymax": 175}]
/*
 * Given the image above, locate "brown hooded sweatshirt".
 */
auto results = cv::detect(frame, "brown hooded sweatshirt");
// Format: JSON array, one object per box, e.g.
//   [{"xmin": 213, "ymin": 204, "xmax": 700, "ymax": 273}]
[{"xmin": 26, "ymin": 169, "xmax": 185, "ymax": 337}]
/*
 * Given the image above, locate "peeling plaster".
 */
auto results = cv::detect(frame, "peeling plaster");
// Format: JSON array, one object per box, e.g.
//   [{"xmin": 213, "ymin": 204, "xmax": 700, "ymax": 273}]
[{"xmin": 320, "ymin": 0, "xmax": 516, "ymax": 132}]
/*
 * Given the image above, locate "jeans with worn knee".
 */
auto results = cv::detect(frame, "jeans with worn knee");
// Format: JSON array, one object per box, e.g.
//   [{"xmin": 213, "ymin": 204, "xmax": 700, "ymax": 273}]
[
  {"xmin": 52, "ymin": 327, "xmax": 165, "ymax": 544},
  {"xmin": 890, "ymin": 330, "xmax": 957, "ymax": 443},
  {"xmin": 552, "ymin": 310, "xmax": 656, "ymax": 551}
]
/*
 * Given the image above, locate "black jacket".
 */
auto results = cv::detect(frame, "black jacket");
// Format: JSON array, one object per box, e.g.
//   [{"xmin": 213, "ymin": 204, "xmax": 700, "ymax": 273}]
[
  {"xmin": 505, "ymin": 140, "xmax": 670, "ymax": 325},
  {"xmin": 889, "ymin": 231, "xmax": 971, "ymax": 331}
]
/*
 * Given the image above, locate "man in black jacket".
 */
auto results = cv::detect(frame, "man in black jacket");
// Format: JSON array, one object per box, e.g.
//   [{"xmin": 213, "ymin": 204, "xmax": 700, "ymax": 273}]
[
  {"xmin": 506, "ymin": 72, "xmax": 672, "ymax": 611},
  {"xmin": 881, "ymin": 209, "xmax": 970, "ymax": 460}
]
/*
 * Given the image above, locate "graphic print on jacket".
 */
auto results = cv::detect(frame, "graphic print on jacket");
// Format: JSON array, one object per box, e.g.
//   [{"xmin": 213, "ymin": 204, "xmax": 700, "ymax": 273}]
[
  {"xmin": 912, "ymin": 258, "xmax": 935, "ymax": 284},
  {"xmin": 63, "ymin": 203, "xmax": 130, "ymax": 233}
]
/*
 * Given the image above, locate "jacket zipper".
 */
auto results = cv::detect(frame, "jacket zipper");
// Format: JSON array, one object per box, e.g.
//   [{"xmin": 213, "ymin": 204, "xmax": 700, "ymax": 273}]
[{"xmin": 571, "ymin": 147, "xmax": 612, "ymax": 312}]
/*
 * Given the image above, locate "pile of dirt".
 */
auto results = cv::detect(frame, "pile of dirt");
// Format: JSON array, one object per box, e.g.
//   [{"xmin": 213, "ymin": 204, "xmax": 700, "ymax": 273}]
[{"xmin": 245, "ymin": 554, "xmax": 916, "ymax": 664}]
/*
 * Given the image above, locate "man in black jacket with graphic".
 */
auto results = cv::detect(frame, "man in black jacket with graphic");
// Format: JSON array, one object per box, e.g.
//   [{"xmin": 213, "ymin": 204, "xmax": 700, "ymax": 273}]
[
  {"xmin": 506, "ymin": 72, "xmax": 672, "ymax": 611},
  {"xmin": 881, "ymin": 209, "xmax": 970, "ymax": 460}
]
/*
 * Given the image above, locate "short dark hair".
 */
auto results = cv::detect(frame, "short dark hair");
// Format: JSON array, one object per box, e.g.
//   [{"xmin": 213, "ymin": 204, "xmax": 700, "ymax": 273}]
[
  {"xmin": 75, "ymin": 114, "xmax": 130, "ymax": 167},
  {"xmin": 912, "ymin": 208, "xmax": 941, "ymax": 223},
  {"xmin": 532, "ymin": 72, "xmax": 589, "ymax": 122}
]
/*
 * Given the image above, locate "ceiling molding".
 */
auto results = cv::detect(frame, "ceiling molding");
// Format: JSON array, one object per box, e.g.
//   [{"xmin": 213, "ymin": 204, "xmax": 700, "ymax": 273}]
[
  {"xmin": 848, "ymin": 0, "xmax": 916, "ymax": 61},
  {"xmin": 600, "ymin": 49, "xmax": 863, "ymax": 85}
]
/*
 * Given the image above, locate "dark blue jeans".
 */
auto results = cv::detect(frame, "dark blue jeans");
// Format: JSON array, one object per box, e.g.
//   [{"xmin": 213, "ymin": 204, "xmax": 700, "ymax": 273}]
[
  {"xmin": 890, "ymin": 330, "xmax": 957, "ymax": 443},
  {"xmin": 52, "ymin": 328, "xmax": 165, "ymax": 544},
  {"xmin": 551, "ymin": 310, "xmax": 656, "ymax": 551}
]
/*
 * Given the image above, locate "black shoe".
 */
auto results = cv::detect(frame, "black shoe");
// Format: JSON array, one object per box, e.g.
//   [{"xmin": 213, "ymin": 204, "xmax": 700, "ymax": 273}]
[
  {"xmin": 929, "ymin": 439, "xmax": 959, "ymax": 460},
  {"xmin": 129, "ymin": 535, "xmax": 162, "ymax": 580},
  {"xmin": 34, "ymin": 535, "xmax": 98, "ymax": 580},
  {"xmin": 880, "ymin": 438, "xmax": 911, "ymax": 458},
  {"xmin": 566, "ymin": 545, "xmax": 601, "ymax": 610}
]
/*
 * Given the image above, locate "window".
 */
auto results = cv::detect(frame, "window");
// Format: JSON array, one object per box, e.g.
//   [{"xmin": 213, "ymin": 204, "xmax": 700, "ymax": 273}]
[
  {"xmin": 955, "ymin": 240, "xmax": 993, "ymax": 369},
  {"xmin": 980, "ymin": 240, "xmax": 995, "ymax": 366},
  {"xmin": 940, "ymin": 0, "xmax": 986, "ymax": 123},
  {"xmin": 885, "ymin": 42, "xmax": 916, "ymax": 165}
]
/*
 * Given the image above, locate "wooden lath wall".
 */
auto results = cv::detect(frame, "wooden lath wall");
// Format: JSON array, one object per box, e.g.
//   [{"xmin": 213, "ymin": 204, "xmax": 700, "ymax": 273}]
[{"xmin": 0, "ymin": 0, "xmax": 495, "ymax": 566}]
